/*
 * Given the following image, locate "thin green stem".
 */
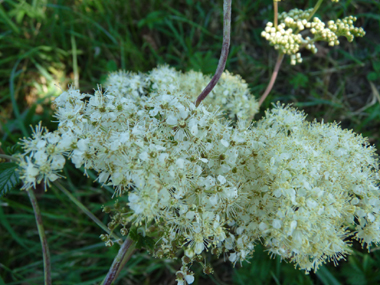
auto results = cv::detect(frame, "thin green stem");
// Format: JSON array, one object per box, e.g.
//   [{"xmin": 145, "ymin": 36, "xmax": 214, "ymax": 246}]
[
  {"xmin": 101, "ymin": 237, "xmax": 135, "ymax": 285},
  {"xmin": 195, "ymin": 0, "xmax": 232, "ymax": 107},
  {"xmin": 307, "ymin": 0, "xmax": 324, "ymax": 22},
  {"xmin": 27, "ymin": 189, "xmax": 52, "ymax": 285},
  {"xmin": 71, "ymin": 35, "xmax": 79, "ymax": 88},
  {"xmin": 0, "ymin": 154, "xmax": 18, "ymax": 161},
  {"xmin": 54, "ymin": 182, "xmax": 121, "ymax": 243}
]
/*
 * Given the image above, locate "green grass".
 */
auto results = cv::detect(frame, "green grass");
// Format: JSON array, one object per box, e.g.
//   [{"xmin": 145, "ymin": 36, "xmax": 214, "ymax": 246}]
[{"xmin": 1, "ymin": 0, "xmax": 380, "ymax": 284}]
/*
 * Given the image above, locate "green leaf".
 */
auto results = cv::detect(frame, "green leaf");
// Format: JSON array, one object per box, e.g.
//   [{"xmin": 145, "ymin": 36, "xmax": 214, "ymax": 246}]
[
  {"xmin": 367, "ymin": 72, "xmax": 378, "ymax": 82},
  {"xmin": 373, "ymin": 61, "xmax": 380, "ymax": 72},
  {"xmin": 188, "ymin": 51, "xmax": 219, "ymax": 74},
  {"xmin": 142, "ymin": 236, "xmax": 155, "ymax": 251},
  {"xmin": 0, "ymin": 162, "xmax": 20, "ymax": 197},
  {"xmin": 128, "ymin": 227, "xmax": 155, "ymax": 250},
  {"xmin": 129, "ymin": 227, "xmax": 138, "ymax": 240},
  {"xmin": 290, "ymin": 72, "xmax": 309, "ymax": 89},
  {"xmin": 138, "ymin": 11, "xmax": 166, "ymax": 30},
  {"xmin": 106, "ymin": 60, "xmax": 118, "ymax": 72}
]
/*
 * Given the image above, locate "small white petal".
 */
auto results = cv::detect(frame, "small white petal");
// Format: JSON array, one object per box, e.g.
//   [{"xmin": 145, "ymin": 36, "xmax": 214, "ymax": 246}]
[
  {"xmin": 217, "ymin": 175, "xmax": 226, "ymax": 185},
  {"xmin": 166, "ymin": 115, "xmax": 178, "ymax": 125},
  {"xmin": 185, "ymin": 275, "xmax": 194, "ymax": 284},
  {"xmin": 221, "ymin": 139, "xmax": 229, "ymax": 147},
  {"xmin": 272, "ymin": 219, "xmax": 282, "ymax": 229}
]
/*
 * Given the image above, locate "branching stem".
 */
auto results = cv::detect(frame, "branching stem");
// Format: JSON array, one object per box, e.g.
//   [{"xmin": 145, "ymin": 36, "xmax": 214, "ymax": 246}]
[
  {"xmin": 195, "ymin": 0, "xmax": 232, "ymax": 107},
  {"xmin": 28, "ymin": 189, "xmax": 52, "ymax": 285},
  {"xmin": 259, "ymin": 0, "xmax": 324, "ymax": 108}
]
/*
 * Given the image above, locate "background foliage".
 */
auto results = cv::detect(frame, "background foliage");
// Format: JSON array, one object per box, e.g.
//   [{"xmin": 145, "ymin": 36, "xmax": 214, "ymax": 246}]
[{"xmin": 0, "ymin": 0, "xmax": 379, "ymax": 284}]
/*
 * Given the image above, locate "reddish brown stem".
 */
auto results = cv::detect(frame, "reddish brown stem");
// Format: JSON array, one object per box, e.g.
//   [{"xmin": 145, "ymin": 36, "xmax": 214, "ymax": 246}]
[
  {"xmin": 28, "ymin": 189, "xmax": 52, "ymax": 285},
  {"xmin": 101, "ymin": 237, "xmax": 135, "ymax": 285},
  {"xmin": 195, "ymin": 0, "xmax": 232, "ymax": 107},
  {"xmin": 274, "ymin": 1, "xmax": 278, "ymax": 28},
  {"xmin": 258, "ymin": 53, "xmax": 284, "ymax": 107}
]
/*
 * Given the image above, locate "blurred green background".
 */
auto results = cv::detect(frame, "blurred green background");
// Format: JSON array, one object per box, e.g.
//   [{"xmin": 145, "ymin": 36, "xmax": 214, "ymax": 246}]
[{"xmin": 1, "ymin": 0, "xmax": 380, "ymax": 284}]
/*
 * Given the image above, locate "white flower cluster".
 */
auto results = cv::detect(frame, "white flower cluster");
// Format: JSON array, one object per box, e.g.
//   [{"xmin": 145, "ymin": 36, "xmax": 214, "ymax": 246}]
[
  {"xmin": 261, "ymin": 21, "xmax": 304, "ymax": 57},
  {"xmin": 18, "ymin": 123, "xmax": 67, "ymax": 190},
  {"xmin": 235, "ymin": 105, "xmax": 380, "ymax": 272},
  {"xmin": 106, "ymin": 66, "xmax": 258, "ymax": 121},
  {"xmin": 262, "ymin": 8, "xmax": 365, "ymax": 65},
  {"xmin": 326, "ymin": 16, "xmax": 366, "ymax": 43},
  {"xmin": 178, "ymin": 70, "xmax": 259, "ymax": 121},
  {"xmin": 17, "ymin": 66, "xmax": 380, "ymax": 283}
]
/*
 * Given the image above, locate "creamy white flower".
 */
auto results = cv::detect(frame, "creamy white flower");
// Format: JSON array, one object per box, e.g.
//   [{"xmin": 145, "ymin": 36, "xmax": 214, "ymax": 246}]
[{"xmin": 16, "ymin": 67, "xmax": 380, "ymax": 282}]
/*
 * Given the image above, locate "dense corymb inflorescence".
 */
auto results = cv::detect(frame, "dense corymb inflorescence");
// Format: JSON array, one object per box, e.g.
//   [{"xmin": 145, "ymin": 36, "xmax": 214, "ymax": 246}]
[
  {"xmin": 17, "ymin": 66, "xmax": 380, "ymax": 284},
  {"xmin": 261, "ymin": 7, "xmax": 365, "ymax": 65},
  {"xmin": 233, "ymin": 105, "xmax": 380, "ymax": 272},
  {"xmin": 106, "ymin": 65, "xmax": 259, "ymax": 121},
  {"xmin": 178, "ymin": 69, "xmax": 259, "ymax": 121}
]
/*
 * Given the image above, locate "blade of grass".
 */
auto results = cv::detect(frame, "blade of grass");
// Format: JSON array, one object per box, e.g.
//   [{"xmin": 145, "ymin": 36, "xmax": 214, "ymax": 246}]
[
  {"xmin": 9, "ymin": 59, "xmax": 28, "ymax": 137},
  {"xmin": 316, "ymin": 266, "xmax": 341, "ymax": 285},
  {"xmin": 0, "ymin": 205, "xmax": 29, "ymax": 249},
  {"xmin": 53, "ymin": 182, "xmax": 121, "ymax": 243},
  {"xmin": 71, "ymin": 34, "xmax": 79, "ymax": 88},
  {"xmin": 0, "ymin": 272, "xmax": 10, "ymax": 285},
  {"xmin": 0, "ymin": 5, "xmax": 20, "ymax": 34}
]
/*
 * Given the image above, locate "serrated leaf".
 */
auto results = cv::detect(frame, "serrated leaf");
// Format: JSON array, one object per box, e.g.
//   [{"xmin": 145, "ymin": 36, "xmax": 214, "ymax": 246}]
[
  {"xmin": 128, "ymin": 227, "xmax": 155, "ymax": 250},
  {"xmin": 130, "ymin": 229, "xmax": 144, "ymax": 249},
  {"xmin": 0, "ymin": 162, "xmax": 20, "ymax": 197},
  {"xmin": 129, "ymin": 227, "xmax": 139, "ymax": 241},
  {"xmin": 135, "ymin": 238, "xmax": 144, "ymax": 249},
  {"xmin": 142, "ymin": 236, "xmax": 155, "ymax": 251}
]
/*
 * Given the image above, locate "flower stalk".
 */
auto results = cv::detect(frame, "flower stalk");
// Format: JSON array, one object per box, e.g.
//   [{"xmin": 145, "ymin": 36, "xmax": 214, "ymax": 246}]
[
  {"xmin": 258, "ymin": 53, "xmax": 284, "ymax": 107},
  {"xmin": 101, "ymin": 237, "xmax": 135, "ymax": 285},
  {"xmin": 307, "ymin": 0, "xmax": 324, "ymax": 21},
  {"xmin": 0, "ymin": 154, "xmax": 18, "ymax": 161},
  {"xmin": 28, "ymin": 189, "xmax": 52, "ymax": 285},
  {"xmin": 259, "ymin": 0, "xmax": 354, "ymax": 107},
  {"xmin": 274, "ymin": 0, "xmax": 278, "ymax": 28},
  {"xmin": 195, "ymin": 0, "xmax": 232, "ymax": 107}
]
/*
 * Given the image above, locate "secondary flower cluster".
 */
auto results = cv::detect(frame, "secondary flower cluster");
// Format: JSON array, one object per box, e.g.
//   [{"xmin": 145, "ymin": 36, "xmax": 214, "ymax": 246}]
[
  {"xmin": 17, "ymin": 66, "xmax": 380, "ymax": 284},
  {"xmin": 236, "ymin": 105, "xmax": 380, "ymax": 271},
  {"xmin": 261, "ymin": 8, "xmax": 365, "ymax": 64}
]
